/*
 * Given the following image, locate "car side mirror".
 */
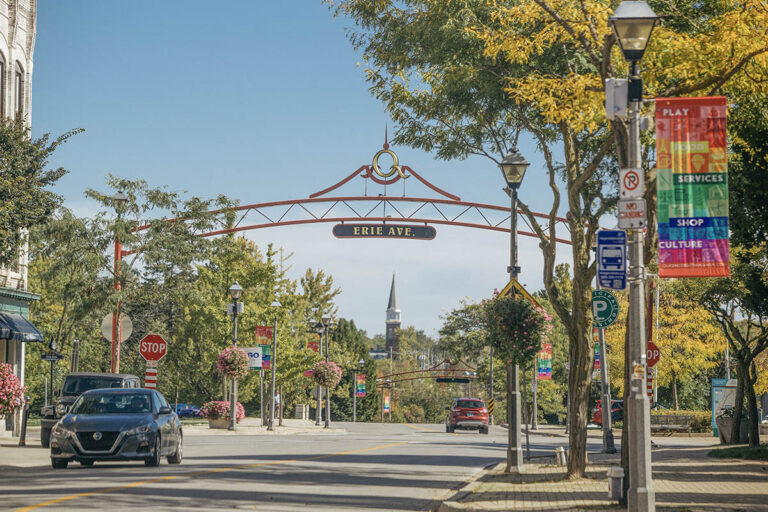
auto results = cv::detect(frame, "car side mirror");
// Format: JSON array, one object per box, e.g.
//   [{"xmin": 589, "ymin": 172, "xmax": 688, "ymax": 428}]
[{"xmin": 158, "ymin": 406, "xmax": 172, "ymax": 415}]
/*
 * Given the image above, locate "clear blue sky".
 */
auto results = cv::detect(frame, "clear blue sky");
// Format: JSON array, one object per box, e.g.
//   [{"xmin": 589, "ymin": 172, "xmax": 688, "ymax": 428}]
[{"xmin": 33, "ymin": 1, "xmax": 570, "ymax": 339}]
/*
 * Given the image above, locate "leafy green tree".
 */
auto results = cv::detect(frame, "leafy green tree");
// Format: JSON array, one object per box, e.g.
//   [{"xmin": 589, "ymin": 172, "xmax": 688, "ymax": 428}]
[
  {"xmin": 329, "ymin": 0, "xmax": 768, "ymax": 477},
  {"xmin": 0, "ymin": 118, "xmax": 81, "ymax": 266}
]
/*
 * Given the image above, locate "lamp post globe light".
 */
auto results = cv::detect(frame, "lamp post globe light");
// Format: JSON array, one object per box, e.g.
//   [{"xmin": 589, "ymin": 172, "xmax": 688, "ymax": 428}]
[
  {"xmin": 110, "ymin": 191, "xmax": 129, "ymax": 374},
  {"xmin": 608, "ymin": 2, "xmax": 657, "ymax": 511},
  {"xmin": 227, "ymin": 281, "xmax": 243, "ymax": 431},
  {"xmin": 267, "ymin": 299, "xmax": 281, "ymax": 431},
  {"xmin": 499, "ymin": 147, "xmax": 529, "ymax": 474}
]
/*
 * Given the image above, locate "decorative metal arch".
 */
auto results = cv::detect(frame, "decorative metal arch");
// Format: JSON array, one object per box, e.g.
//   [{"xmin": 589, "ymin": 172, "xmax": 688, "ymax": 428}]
[{"xmin": 130, "ymin": 141, "xmax": 572, "ymax": 246}]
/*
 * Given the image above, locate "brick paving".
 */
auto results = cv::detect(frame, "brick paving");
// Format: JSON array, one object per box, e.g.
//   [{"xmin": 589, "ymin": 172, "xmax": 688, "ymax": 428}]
[{"xmin": 438, "ymin": 434, "xmax": 768, "ymax": 512}]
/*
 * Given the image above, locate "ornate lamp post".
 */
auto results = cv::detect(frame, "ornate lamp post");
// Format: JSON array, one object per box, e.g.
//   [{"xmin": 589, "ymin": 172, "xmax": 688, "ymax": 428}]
[
  {"xmin": 322, "ymin": 315, "xmax": 335, "ymax": 428},
  {"xmin": 608, "ymin": 3, "xmax": 658, "ymax": 511},
  {"xmin": 353, "ymin": 357, "xmax": 364, "ymax": 422},
  {"xmin": 499, "ymin": 147, "xmax": 529, "ymax": 473},
  {"xmin": 110, "ymin": 191, "xmax": 128, "ymax": 374},
  {"xmin": 267, "ymin": 299, "xmax": 281, "ymax": 431},
  {"xmin": 313, "ymin": 320, "xmax": 325, "ymax": 426},
  {"xmin": 227, "ymin": 282, "xmax": 243, "ymax": 431}
]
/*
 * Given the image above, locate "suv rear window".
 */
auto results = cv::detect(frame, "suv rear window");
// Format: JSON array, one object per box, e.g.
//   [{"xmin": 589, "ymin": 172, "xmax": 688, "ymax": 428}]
[
  {"xmin": 62, "ymin": 377, "xmax": 124, "ymax": 396},
  {"xmin": 455, "ymin": 400, "xmax": 485, "ymax": 409}
]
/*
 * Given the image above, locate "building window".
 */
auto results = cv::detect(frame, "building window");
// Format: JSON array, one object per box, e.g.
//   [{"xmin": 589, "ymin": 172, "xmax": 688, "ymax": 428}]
[{"xmin": 14, "ymin": 63, "xmax": 23, "ymax": 118}]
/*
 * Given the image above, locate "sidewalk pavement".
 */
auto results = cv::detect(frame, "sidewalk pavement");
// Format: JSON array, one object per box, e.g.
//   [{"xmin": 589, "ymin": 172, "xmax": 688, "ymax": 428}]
[
  {"xmin": 0, "ymin": 418, "xmax": 345, "ymax": 469},
  {"xmin": 438, "ymin": 427, "xmax": 768, "ymax": 512}
]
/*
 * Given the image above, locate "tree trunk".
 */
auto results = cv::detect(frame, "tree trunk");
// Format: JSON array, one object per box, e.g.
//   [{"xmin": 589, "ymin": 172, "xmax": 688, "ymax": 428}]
[
  {"xmin": 745, "ymin": 363, "xmax": 760, "ymax": 447},
  {"xmin": 731, "ymin": 363, "xmax": 746, "ymax": 445},
  {"xmin": 672, "ymin": 372, "xmax": 679, "ymax": 410},
  {"xmin": 566, "ymin": 286, "xmax": 592, "ymax": 478}
]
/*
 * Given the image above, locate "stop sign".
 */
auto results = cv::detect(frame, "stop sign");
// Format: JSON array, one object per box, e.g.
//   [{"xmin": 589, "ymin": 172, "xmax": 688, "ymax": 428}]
[
  {"xmin": 647, "ymin": 341, "xmax": 660, "ymax": 368},
  {"xmin": 139, "ymin": 334, "xmax": 167, "ymax": 362}
]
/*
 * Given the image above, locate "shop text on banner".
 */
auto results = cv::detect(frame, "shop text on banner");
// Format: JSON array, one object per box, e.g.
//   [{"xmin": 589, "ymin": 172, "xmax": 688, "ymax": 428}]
[
  {"xmin": 537, "ymin": 343, "xmax": 552, "ymax": 380},
  {"xmin": 656, "ymin": 96, "xmax": 730, "ymax": 277}
]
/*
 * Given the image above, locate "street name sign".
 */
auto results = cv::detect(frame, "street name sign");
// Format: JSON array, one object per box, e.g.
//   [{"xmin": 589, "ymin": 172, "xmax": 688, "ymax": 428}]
[
  {"xmin": 618, "ymin": 198, "xmax": 647, "ymax": 229},
  {"xmin": 647, "ymin": 341, "xmax": 660, "ymax": 367},
  {"xmin": 41, "ymin": 351, "xmax": 64, "ymax": 362},
  {"xmin": 619, "ymin": 168, "xmax": 644, "ymax": 198},
  {"xmin": 332, "ymin": 223, "xmax": 436, "ymax": 240},
  {"xmin": 592, "ymin": 290, "xmax": 619, "ymax": 328},
  {"xmin": 139, "ymin": 334, "xmax": 167, "ymax": 362},
  {"xmin": 597, "ymin": 230, "xmax": 627, "ymax": 290}
]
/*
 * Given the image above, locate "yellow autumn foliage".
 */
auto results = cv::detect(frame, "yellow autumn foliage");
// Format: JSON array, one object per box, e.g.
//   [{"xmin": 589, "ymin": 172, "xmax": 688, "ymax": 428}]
[
  {"xmin": 470, "ymin": 0, "xmax": 768, "ymax": 132},
  {"xmin": 603, "ymin": 281, "xmax": 724, "ymax": 397}
]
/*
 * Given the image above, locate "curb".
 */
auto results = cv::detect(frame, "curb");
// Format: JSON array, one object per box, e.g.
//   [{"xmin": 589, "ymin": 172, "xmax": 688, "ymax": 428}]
[{"xmin": 436, "ymin": 462, "xmax": 504, "ymax": 512}]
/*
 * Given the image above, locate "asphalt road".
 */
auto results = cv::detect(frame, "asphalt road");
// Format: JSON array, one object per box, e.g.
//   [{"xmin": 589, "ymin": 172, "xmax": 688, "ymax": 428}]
[{"xmin": 1, "ymin": 422, "xmax": 602, "ymax": 512}]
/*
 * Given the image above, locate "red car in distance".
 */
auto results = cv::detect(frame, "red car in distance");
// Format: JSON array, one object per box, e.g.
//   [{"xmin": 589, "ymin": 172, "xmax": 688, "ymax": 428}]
[
  {"xmin": 591, "ymin": 399, "xmax": 624, "ymax": 425},
  {"xmin": 445, "ymin": 398, "xmax": 489, "ymax": 434}
]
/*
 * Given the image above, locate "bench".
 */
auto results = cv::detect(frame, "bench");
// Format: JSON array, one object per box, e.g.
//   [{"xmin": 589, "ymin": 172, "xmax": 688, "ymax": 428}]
[{"xmin": 650, "ymin": 414, "xmax": 694, "ymax": 436}]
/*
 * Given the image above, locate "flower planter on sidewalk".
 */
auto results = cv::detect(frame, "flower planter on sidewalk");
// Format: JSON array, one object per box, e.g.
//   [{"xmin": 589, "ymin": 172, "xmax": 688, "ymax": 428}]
[{"xmin": 208, "ymin": 418, "xmax": 229, "ymax": 429}]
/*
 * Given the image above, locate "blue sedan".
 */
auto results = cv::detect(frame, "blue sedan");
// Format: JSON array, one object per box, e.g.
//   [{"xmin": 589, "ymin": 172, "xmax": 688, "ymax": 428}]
[{"xmin": 50, "ymin": 388, "xmax": 182, "ymax": 469}]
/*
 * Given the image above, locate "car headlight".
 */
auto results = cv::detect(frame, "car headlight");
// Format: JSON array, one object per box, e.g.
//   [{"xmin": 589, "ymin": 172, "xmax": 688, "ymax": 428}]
[
  {"xmin": 125, "ymin": 424, "xmax": 153, "ymax": 436},
  {"xmin": 52, "ymin": 423, "xmax": 72, "ymax": 436},
  {"xmin": 55, "ymin": 403, "xmax": 68, "ymax": 417}
]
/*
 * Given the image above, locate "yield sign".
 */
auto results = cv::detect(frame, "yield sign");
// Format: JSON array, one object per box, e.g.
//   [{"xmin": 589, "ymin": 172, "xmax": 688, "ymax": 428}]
[
  {"xmin": 139, "ymin": 334, "xmax": 167, "ymax": 362},
  {"xmin": 647, "ymin": 341, "xmax": 660, "ymax": 368}
]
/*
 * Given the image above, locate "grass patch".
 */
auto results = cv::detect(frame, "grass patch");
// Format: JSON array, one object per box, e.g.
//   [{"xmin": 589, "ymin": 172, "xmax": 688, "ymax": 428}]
[{"xmin": 708, "ymin": 444, "xmax": 768, "ymax": 461}]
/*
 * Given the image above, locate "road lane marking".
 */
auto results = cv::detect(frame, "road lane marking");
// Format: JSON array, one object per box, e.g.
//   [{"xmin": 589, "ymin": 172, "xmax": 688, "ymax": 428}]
[
  {"xmin": 14, "ymin": 441, "xmax": 409, "ymax": 511},
  {"xmin": 406, "ymin": 424, "xmax": 440, "ymax": 433}
]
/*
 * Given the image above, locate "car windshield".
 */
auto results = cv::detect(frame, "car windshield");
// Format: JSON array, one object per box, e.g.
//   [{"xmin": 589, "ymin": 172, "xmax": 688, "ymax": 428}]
[
  {"xmin": 455, "ymin": 400, "xmax": 484, "ymax": 409},
  {"xmin": 62, "ymin": 377, "xmax": 124, "ymax": 396},
  {"xmin": 70, "ymin": 393, "xmax": 152, "ymax": 414}
]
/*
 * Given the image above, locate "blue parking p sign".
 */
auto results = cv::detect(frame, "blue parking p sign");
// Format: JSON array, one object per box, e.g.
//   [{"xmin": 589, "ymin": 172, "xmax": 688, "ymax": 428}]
[{"xmin": 597, "ymin": 230, "xmax": 627, "ymax": 290}]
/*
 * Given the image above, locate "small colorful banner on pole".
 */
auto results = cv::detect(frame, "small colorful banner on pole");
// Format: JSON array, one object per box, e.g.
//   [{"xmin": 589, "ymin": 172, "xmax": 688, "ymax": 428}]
[
  {"xmin": 592, "ymin": 329, "xmax": 601, "ymax": 381},
  {"xmin": 307, "ymin": 333, "xmax": 320, "ymax": 353},
  {"xmin": 656, "ymin": 96, "xmax": 730, "ymax": 278},
  {"xmin": 356, "ymin": 374, "xmax": 366, "ymax": 397},
  {"xmin": 537, "ymin": 343, "xmax": 552, "ymax": 380},
  {"xmin": 261, "ymin": 344, "xmax": 272, "ymax": 370},
  {"xmin": 255, "ymin": 325, "xmax": 273, "ymax": 344},
  {"xmin": 383, "ymin": 391, "xmax": 391, "ymax": 412}
]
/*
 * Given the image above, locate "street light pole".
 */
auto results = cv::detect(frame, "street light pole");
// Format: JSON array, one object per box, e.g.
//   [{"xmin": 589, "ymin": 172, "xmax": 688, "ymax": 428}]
[
  {"xmin": 499, "ymin": 147, "xmax": 529, "ymax": 474},
  {"xmin": 228, "ymin": 282, "xmax": 242, "ymax": 431},
  {"xmin": 609, "ymin": 3, "xmax": 658, "ymax": 511},
  {"xmin": 322, "ymin": 315, "xmax": 334, "ymax": 428},
  {"xmin": 267, "ymin": 299, "xmax": 281, "ymax": 431},
  {"xmin": 110, "ymin": 191, "xmax": 127, "ymax": 374},
  {"xmin": 314, "ymin": 321, "xmax": 323, "ymax": 426},
  {"xmin": 489, "ymin": 346, "xmax": 494, "ymax": 425}
]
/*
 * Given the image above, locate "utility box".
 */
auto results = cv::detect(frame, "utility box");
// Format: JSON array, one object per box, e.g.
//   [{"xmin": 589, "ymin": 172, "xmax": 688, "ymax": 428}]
[
  {"xmin": 294, "ymin": 404, "xmax": 309, "ymax": 420},
  {"xmin": 607, "ymin": 466, "xmax": 625, "ymax": 501},
  {"xmin": 605, "ymin": 79, "xmax": 628, "ymax": 120}
]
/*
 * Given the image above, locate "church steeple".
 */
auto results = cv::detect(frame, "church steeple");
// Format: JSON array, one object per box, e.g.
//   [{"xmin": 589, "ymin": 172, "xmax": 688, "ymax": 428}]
[{"xmin": 385, "ymin": 273, "xmax": 401, "ymax": 355}]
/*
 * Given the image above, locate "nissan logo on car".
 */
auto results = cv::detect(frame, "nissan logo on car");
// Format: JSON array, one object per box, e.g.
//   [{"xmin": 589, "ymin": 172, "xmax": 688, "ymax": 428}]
[{"xmin": 93, "ymin": 432, "xmax": 102, "ymax": 441}]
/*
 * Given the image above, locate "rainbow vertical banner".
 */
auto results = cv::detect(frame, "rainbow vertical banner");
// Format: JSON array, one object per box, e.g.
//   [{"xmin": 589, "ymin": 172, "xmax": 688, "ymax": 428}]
[
  {"xmin": 656, "ymin": 96, "xmax": 730, "ymax": 278},
  {"xmin": 383, "ymin": 391, "xmax": 391, "ymax": 412},
  {"xmin": 592, "ymin": 329, "xmax": 601, "ymax": 381},
  {"xmin": 537, "ymin": 343, "xmax": 552, "ymax": 380},
  {"xmin": 356, "ymin": 374, "xmax": 366, "ymax": 397}
]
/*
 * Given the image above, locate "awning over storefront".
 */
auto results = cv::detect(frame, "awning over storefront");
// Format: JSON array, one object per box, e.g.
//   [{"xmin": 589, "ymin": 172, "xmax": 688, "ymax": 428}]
[{"xmin": 0, "ymin": 313, "xmax": 44, "ymax": 343}]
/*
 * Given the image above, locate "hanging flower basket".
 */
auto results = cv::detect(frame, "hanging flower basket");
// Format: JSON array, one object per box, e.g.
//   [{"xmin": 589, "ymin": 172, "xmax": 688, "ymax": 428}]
[
  {"xmin": 312, "ymin": 361, "xmax": 343, "ymax": 389},
  {"xmin": 200, "ymin": 400, "xmax": 245, "ymax": 426},
  {"xmin": 0, "ymin": 363, "xmax": 25, "ymax": 416},
  {"xmin": 217, "ymin": 346, "xmax": 249, "ymax": 380},
  {"xmin": 482, "ymin": 295, "xmax": 551, "ymax": 366}
]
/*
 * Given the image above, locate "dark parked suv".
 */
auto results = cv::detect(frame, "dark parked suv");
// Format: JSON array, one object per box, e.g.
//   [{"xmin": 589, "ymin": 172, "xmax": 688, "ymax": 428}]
[
  {"xmin": 40, "ymin": 372, "xmax": 141, "ymax": 448},
  {"xmin": 445, "ymin": 397, "xmax": 490, "ymax": 434}
]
